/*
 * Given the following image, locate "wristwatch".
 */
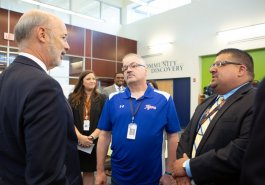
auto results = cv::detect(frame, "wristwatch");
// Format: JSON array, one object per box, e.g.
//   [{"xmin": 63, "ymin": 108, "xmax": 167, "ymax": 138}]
[{"xmin": 89, "ymin": 135, "xmax": 95, "ymax": 141}]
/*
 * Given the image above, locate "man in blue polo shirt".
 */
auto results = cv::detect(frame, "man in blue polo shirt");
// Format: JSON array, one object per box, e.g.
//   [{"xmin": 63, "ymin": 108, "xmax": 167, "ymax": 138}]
[{"xmin": 96, "ymin": 53, "xmax": 181, "ymax": 185}]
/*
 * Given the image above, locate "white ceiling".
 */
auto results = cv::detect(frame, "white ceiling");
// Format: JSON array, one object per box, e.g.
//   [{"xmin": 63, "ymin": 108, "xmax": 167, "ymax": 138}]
[
  {"xmin": 36, "ymin": 0, "xmax": 132, "ymax": 20},
  {"xmin": 20, "ymin": 0, "xmax": 190, "ymax": 24},
  {"xmin": 38, "ymin": 0, "xmax": 129, "ymax": 10}
]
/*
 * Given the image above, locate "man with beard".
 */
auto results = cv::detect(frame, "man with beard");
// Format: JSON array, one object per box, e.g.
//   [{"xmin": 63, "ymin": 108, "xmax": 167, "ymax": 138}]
[
  {"xmin": 172, "ymin": 48, "xmax": 256, "ymax": 185},
  {"xmin": 102, "ymin": 72, "xmax": 125, "ymax": 96}
]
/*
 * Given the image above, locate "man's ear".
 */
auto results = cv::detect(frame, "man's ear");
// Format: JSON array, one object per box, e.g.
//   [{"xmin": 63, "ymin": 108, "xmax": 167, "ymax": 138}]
[
  {"xmin": 36, "ymin": 27, "xmax": 47, "ymax": 43},
  {"xmin": 238, "ymin": 65, "xmax": 247, "ymax": 77}
]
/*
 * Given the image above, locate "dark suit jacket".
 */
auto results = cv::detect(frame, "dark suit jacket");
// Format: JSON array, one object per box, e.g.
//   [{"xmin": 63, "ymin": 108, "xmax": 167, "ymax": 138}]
[
  {"xmin": 240, "ymin": 78, "xmax": 265, "ymax": 185},
  {"xmin": 70, "ymin": 93, "xmax": 106, "ymax": 136},
  {"xmin": 0, "ymin": 55, "xmax": 82, "ymax": 185},
  {"xmin": 177, "ymin": 83, "xmax": 256, "ymax": 185}
]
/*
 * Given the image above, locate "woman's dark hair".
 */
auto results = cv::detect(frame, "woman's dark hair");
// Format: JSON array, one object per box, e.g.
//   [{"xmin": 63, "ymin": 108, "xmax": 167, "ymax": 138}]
[
  {"xmin": 147, "ymin": 80, "xmax": 158, "ymax": 89},
  {"xmin": 68, "ymin": 70, "xmax": 99, "ymax": 108}
]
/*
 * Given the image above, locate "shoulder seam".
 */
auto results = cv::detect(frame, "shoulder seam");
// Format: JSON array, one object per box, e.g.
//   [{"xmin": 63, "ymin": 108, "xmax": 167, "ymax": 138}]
[{"xmin": 154, "ymin": 89, "xmax": 170, "ymax": 100}]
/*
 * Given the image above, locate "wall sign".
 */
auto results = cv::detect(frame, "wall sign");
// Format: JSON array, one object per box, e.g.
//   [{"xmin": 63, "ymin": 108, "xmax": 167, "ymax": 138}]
[
  {"xmin": 4, "ymin": 33, "xmax": 14, "ymax": 41},
  {"xmin": 147, "ymin": 60, "xmax": 183, "ymax": 74}
]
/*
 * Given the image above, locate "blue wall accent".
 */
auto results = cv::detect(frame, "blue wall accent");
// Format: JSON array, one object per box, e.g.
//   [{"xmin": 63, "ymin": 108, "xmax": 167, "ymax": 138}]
[{"xmin": 173, "ymin": 78, "xmax": 190, "ymax": 128}]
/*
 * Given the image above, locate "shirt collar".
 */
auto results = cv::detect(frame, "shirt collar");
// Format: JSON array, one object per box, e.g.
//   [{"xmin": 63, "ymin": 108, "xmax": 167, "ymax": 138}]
[
  {"xmin": 221, "ymin": 82, "xmax": 249, "ymax": 100},
  {"xmin": 123, "ymin": 83, "xmax": 153, "ymax": 99},
  {"xmin": 19, "ymin": 52, "xmax": 48, "ymax": 73},
  {"xmin": 114, "ymin": 84, "xmax": 123, "ymax": 91}
]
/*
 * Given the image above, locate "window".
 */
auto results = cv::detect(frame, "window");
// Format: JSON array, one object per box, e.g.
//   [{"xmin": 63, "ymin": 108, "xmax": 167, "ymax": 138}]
[
  {"xmin": 127, "ymin": 0, "xmax": 191, "ymax": 24},
  {"xmin": 102, "ymin": 3, "xmax": 121, "ymax": 24}
]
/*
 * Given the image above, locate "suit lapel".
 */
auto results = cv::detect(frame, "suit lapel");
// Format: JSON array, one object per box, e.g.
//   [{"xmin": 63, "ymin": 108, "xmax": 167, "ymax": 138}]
[
  {"xmin": 111, "ymin": 84, "xmax": 117, "ymax": 93},
  {"xmin": 195, "ymin": 83, "xmax": 252, "ymax": 155}
]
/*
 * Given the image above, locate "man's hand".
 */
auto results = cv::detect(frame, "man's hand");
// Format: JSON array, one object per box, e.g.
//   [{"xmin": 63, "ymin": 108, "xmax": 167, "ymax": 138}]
[
  {"xmin": 159, "ymin": 174, "xmax": 172, "ymax": 185},
  {"xmin": 176, "ymin": 176, "xmax": 191, "ymax": 185},
  {"xmin": 78, "ymin": 135, "xmax": 93, "ymax": 147},
  {"xmin": 172, "ymin": 153, "xmax": 189, "ymax": 178},
  {"xmin": 95, "ymin": 170, "xmax": 107, "ymax": 185}
]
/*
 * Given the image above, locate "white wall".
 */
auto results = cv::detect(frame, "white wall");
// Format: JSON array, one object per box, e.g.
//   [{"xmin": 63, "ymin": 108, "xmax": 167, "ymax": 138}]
[{"xmin": 118, "ymin": 0, "xmax": 265, "ymax": 115}]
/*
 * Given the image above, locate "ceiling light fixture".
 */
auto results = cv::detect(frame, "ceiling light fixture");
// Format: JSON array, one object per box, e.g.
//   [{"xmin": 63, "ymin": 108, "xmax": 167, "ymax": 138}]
[
  {"xmin": 148, "ymin": 42, "xmax": 174, "ymax": 53},
  {"xmin": 21, "ymin": 0, "xmax": 104, "ymax": 22},
  {"xmin": 217, "ymin": 23, "xmax": 265, "ymax": 42},
  {"xmin": 130, "ymin": 0, "xmax": 148, "ymax": 6}
]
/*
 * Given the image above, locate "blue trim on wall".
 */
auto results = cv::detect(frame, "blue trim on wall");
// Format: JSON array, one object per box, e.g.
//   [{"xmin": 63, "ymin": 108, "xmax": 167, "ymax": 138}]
[{"xmin": 173, "ymin": 78, "xmax": 190, "ymax": 128}]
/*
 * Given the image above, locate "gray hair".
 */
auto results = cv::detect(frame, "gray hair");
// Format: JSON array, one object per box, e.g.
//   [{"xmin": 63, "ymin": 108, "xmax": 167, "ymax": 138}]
[
  {"xmin": 14, "ymin": 9, "xmax": 53, "ymax": 43},
  {"xmin": 122, "ymin": 53, "xmax": 146, "ymax": 66}
]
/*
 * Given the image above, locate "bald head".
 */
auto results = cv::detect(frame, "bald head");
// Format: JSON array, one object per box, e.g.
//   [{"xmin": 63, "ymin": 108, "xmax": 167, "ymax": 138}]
[
  {"xmin": 14, "ymin": 9, "xmax": 59, "ymax": 44},
  {"xmin": 122, "ymin": 53, "xmax": 146, "ymax": 66},
  {"xmin": 14, "ymin": 9, "xmax": 69, "ymax": 70}
]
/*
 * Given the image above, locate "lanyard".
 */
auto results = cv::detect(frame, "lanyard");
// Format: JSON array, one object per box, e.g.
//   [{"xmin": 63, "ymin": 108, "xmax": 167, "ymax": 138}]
[
  {"xmin": 196, "ymin": 98, "xmax": 225, "ymax": 132},
  {"xmin": 84, "ymin": 99, "xmax": 91, "ymax": 120},
  {"xmin": 199, "ymin": 100, "xmax": 225, "ymax": 126},
  {"xmin": 129, "ymin": 98, "xmax": 143, "ymax": 123}
]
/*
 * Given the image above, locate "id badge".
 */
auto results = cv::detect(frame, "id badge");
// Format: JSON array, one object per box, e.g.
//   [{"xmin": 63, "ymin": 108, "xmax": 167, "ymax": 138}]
[
  {"xmin": 83, "ymin": 120, "xmax": 90, "ymax": 131},
  {"xmin": 127, "ymin": 123, "xmax": 137, "ymax": 140}
]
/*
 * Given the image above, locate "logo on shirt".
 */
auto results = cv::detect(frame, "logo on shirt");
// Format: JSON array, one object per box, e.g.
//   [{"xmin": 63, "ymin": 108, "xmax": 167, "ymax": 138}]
[
  {"xmin": 119, "ymin": 105, "xmax": 125, "ymax": 108},
  {"xmin": 144, "ymin": 104, "xmax": 157, "ymax": 110}
]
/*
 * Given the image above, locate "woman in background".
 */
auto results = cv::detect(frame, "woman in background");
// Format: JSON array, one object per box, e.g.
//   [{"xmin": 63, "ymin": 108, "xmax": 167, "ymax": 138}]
[
  {"xmin": 69, "ymin": 70, "xmax": 106, "ymax": 185},
  {"xmin": 147, "ymin": 79, "xmax": 158, "ymax": 89}
]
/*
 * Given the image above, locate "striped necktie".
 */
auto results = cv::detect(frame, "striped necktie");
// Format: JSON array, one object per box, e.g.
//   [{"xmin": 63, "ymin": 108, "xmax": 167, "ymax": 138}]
[{"xmin": 192, "ymin": 96, "xmax": 225, "ymax": 158}]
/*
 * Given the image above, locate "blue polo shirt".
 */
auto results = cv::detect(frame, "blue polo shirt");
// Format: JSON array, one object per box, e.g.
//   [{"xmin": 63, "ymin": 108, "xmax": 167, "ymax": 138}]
[{"xmin": 98, "ymin": 84, "xmax": 181, "ymax": 185}]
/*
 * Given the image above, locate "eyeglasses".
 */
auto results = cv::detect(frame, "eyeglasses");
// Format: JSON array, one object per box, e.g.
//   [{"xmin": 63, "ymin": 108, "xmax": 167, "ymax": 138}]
[
  {"xmin": 121, "ymin": 63, "xmax": 146, "ymax": 72},
  {"xmin": 210, "ymin": 61, "xmax": 242, "ymax": 68}
]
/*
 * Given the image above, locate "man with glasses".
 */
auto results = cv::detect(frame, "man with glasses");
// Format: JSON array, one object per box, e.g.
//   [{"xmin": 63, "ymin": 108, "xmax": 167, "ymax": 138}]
[
  {"xmin": 96, "ymin": 53, "xmax": 181, "ymax": 185},
  {"xmin": 172, "ymin": 48, "xmax": 256, "ymax": 185}
]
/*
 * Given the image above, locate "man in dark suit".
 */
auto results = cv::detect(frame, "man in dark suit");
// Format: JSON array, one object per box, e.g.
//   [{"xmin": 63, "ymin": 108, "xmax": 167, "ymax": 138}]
[
  {"xmin": 240, "ymin": 78, "xmax": 265, "ymax": 185},
  {"xmin": 0, "ymin": 9, "xmax": 82, "ymax": 184},
  {"xmin": 172, "ymin": 48, "xmax": 256, "ymax": 185},
  {"xmin": 102, "ymin": 72, "xmax": 125, "ymax": 96}
]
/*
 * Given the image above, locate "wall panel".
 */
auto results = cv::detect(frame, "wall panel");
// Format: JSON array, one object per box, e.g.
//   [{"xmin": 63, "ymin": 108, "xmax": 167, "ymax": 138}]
[
  {"xmin": 85, "ymin": 58, "xmax": 91, "ymax": 70},
  {"xmin": 117, "ymin": 37, "xmax": 137, "ymax": 61},
  {"xmin": 92, "ymin": 31, "xmax": 116, "ymax": 61},
  {"xmin": 66, "ymin": 24, "xmax": 85, "ymax": 56},
  {"xmin": 9, "ymin": 10, "xmax": 22, "ymax": 47},
  {"xmin": 0, "ymin": 8, "xmax": 8, "ymax": 46},
  {"xmin": 117, "ymin": 62, "xmax": 123, "ymax": 73},
  {"xmin": 92, "ymin": 59, "xmax": 116, "ymax": 78},
  {"xmin": 85, "ymin": 29, "xmax": 91, "ymax": 57}
]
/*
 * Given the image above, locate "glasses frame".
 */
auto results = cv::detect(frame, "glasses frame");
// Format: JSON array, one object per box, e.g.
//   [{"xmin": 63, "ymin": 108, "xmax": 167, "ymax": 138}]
[
  {"xmin": 121, "ymin": 63, "xmax": 146, "ymax": 72},
  {"xmin": 210, "ymin": 61, "xmax": 242, "ymax": 68}
]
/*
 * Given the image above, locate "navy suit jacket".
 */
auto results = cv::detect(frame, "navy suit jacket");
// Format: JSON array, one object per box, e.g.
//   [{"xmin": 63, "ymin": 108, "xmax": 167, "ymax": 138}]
[
  {"xmin": 0, "ymin": 55, "xmax": 82, "ymax": 185},
  {"xmin": 177, "ymin": 83, "xmax": 256, "ymax": 185},
  {"xmin": 240, "ymin": 78, "xmax": 265, "ymax": 185}
]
